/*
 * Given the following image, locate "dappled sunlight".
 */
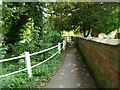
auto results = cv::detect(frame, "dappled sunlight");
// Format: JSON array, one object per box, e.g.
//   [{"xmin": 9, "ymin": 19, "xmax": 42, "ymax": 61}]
[
  {"xmin": 71, "ymin": 68, "xmax": 78, "ymax": 72},
  {"xmin": 79, "ymin": 57, "xmax": 81, "ymax": 60},
  {"xmin": 65, "ymin": 65, "xmax": 68, "ymax": 67},
  {"xmin": 73, "ymin": 64, "xmax": 77, "ymax": 66},
  {"xmin": 73, "ymin": 49, "xmax": 77, "ymax": 52},
  {"xmin": 60, "ymin": 72, "xmax": 64, "ymax": 75},
  {"xmin": 59, "ymin": 85, "xmax": 64, "ymax": 88},
  {"xmin": 77, "ymin": 83, "xmax": 81, "ymax": 87},
  {"xmin": 68, "ymin": 63, "xmax": 72, "ymax": 66},
  {"xmin": 46, "ymin": 41, "xmax": 96, "ymax": 88},
  {"xmin": 1, "ymin": 1, "xmax": 118, "ymax": 88}
]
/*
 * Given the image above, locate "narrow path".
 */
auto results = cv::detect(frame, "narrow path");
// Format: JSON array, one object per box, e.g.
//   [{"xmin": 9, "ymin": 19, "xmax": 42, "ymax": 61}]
[{"xmin": 46, "ymin": 41, "xmax": 96, "ymax": 88}]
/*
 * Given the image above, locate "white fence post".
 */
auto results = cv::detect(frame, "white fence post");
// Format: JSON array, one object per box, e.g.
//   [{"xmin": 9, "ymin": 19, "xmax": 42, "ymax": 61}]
[
  {"xmin": 25, "ymin": 51, "xmax": 32, "ymax": 78},
  {"xmin": 63, "ymin": 40, "xmax": 66, "ymax": 50},
  {"xmin": 58, "ymin": 43, "xmax": 61, "ymax": 54}
]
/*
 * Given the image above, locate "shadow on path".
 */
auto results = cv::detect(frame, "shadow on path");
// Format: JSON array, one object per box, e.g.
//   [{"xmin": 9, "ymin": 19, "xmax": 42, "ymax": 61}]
[{"xmin": 46, "ymin": 41, "xmax": 96, "ymax": 88}]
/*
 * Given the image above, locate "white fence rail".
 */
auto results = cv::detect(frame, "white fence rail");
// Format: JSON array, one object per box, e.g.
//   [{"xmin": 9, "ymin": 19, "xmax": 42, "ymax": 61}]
[
  {"xmin": 0, "ymin": 55, "xmax": 25, "ymax": 62},
  {"xmin": 0, "ymin": 40, "xmax": 67, "ymax": 78}
]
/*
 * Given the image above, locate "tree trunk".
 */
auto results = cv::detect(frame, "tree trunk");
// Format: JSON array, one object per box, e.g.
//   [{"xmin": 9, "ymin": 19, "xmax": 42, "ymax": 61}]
[
  {"xmin": 83, "ymin": 27, "xmax": 91, "ymax": 37},
  {"xmin": 91, "ymin": 27, "xmax": 99, "ymax": 37},
  {"xmin": 5, "ymin": 15, "xmax": 29, "ymax": 45}
]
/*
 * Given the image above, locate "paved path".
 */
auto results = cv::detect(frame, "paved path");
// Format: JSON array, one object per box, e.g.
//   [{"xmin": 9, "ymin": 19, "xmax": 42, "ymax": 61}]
[{"xmin": 46, "ymin": 42, "xmax": 96, "ymax": 88}]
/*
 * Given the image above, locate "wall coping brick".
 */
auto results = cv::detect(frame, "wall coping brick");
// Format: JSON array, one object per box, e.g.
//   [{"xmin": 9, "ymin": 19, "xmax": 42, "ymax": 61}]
[{"xmin": 79, "ymin": 37, "xmax": 120, "ymax": 45}]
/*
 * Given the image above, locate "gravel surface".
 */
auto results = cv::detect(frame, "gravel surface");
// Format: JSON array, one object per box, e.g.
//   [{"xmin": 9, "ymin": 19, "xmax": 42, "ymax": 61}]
[{"xmin": 46, "ymin": 41, "xmax": 97, "ymax": 88}]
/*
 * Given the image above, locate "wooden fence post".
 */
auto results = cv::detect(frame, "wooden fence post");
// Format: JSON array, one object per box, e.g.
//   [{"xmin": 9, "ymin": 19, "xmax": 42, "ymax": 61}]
[
  {"xmin": 58, "ymin": 43, "xmax": 61, "ymax": 54},
  {"xmin": 25, "ymin": 51, "xmax": 32, "ymax": 78}
]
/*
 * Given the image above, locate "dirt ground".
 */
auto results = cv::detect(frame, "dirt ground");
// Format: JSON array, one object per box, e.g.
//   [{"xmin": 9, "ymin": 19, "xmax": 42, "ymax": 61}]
[{"xmin": 46, "ymin": 41, "xmax": 97, "ymax": 88}]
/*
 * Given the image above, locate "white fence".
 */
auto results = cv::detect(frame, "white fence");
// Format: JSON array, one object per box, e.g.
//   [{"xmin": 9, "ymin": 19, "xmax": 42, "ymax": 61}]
[{"xmin": 0, "ymin": 40, "xmax": 67, "ymax": 78}]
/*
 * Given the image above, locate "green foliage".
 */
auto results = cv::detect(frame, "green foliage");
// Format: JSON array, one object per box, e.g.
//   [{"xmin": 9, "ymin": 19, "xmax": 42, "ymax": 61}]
[
  {"xmin": 48, "ymin": 2, "xmax": 119, "ymax": 37},
  {"xmin": 2, "ymin": 2, "xmax": 45, "ymax": 45},
  {"xmin": 0, "ymin": 50, "xmax": 65, "ymax": 88},
  {"xmin": 0, "ymin": 46, "xmax": 7, "ymax": 60},
  {"xmin": 0, "ymin": 2, "xmax": 65, "ymax": 88},
  {"xmin": 115, "ymin": 33, "xmax": 120, "ymax": 39},
  {"xmin": 0, "ymin": 21, "xmax": 64, "ymax": 88}
]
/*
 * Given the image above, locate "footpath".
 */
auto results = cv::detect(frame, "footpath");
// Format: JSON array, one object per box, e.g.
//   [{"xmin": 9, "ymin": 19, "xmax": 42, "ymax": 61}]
[{"xmin": 46, "ymin": 41, "xmax": 96, "ymax": 88}]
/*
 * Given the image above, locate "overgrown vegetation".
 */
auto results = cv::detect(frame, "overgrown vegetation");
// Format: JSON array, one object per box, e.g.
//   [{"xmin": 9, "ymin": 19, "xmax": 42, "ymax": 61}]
[
  {"xmin": 0, "ymin": 2, "xmax": 64, "ymax": 88},
  {"xmin": 0, "ymin": 24, "xmax": 64, "ymax": 88},
  {"xmin": 0, "ymin": 2, "xmax": 119, "ymax": 88},
  {"xmin": 48, "ymin": 2, "xmax": 119, "ymax": 37},
  {"xmin": 0, "ymin": 50, "xmax": 65, "ymax": 88}
]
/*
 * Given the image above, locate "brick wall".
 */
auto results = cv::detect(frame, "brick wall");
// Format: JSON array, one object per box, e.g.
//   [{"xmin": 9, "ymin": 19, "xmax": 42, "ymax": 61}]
[{"xmin": 73, "ymin": 37, "xmax": 119, "ymax": 88}]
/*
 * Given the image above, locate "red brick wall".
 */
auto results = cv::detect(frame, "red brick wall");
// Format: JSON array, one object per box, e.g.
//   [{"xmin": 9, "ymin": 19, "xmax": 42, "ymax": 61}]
[{"xmin": 73, "ymin": 37, "xmax": 119, "ymax": 88}]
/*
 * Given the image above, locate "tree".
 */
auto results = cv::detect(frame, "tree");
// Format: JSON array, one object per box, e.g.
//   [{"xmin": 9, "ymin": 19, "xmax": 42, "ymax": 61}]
[
  {"xmin": 2, "ymin": 2, "xmax": 45, "ymax": 45},
  {"xmin": 47, "ymin": 2, "xmax": 119, "ymax": 37}
]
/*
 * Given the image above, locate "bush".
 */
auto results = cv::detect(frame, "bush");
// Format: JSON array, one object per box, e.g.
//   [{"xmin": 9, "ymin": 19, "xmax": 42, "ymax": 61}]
[
  {"xmin": 0, "ymin": 28, "xmax": 65, "ymax": 88},
  {"xmin": 0, "ymin": 46, "xmax": 7, "ymax": 60}
]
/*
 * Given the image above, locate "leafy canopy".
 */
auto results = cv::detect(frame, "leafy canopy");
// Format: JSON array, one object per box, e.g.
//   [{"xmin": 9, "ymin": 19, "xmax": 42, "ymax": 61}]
[{"xmin": 47, "ymin": 2, "xmax": 119, "ymax": 37}]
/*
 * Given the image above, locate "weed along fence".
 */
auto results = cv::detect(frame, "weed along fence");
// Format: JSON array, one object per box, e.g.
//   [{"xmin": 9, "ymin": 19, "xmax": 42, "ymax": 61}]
[
  {"xmin": 73, "ymin": 37, "xmax": 119, "ymax": 88},
  {"xmin": 0, "ymin": 40, "xmax": 67, "ymax": 78}
]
